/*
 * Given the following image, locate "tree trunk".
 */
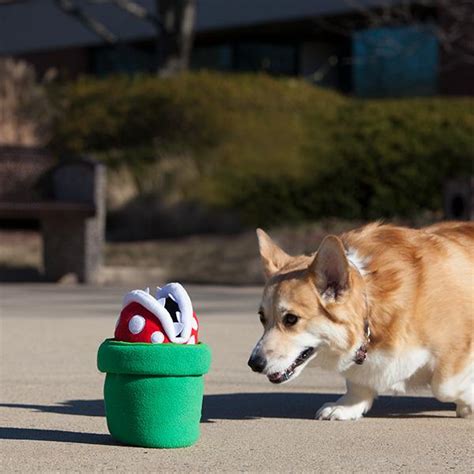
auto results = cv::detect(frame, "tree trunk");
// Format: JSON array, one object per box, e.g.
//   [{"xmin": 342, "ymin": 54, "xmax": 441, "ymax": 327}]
[{"xmin": 156, "ymin": 0, "xmax": 196, "ymax": 76}]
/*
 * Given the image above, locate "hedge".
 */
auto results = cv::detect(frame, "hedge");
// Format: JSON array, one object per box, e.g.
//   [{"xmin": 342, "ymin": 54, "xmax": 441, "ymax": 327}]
[{"xmin": 49, "ymin": 72, "xmax": 474, "ymax": 229}]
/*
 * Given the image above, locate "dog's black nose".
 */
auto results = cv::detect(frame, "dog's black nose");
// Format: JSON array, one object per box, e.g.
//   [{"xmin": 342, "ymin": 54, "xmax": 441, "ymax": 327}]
[{"xmin": 248, "ymin": 354, "xmax": 266, "ymax": 373}]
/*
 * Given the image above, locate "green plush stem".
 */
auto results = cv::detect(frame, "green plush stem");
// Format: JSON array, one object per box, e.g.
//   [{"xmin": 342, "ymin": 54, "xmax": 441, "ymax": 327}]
[
  {"xmin": 97, "ymin": 339, "xmax": 212, "ymax": 448},
  {"xmin": 98, "ymin": 339, "xmax": 211, "ymax": 376}
]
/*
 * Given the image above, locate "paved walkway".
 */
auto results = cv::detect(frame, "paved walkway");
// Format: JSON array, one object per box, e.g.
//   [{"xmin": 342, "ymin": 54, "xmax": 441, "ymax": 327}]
[{"xmin": 1, "ymin": 284, "xmax": 473, "ymax": 472}]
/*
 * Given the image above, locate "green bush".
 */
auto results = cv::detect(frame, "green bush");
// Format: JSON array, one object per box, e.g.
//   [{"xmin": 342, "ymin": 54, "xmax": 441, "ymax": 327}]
[
  {"xmin": 328, "ymin": 99, "xmax": 474, "ymax": 218},
  {"xmin": 49, "ymin": 72, "xmax": 474, "ymax": 230}
]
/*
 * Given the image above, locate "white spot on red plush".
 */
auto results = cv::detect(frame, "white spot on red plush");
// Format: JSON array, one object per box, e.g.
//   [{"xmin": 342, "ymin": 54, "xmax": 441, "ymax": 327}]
[
  {"xmin": 187, "ymin": 335, "xmax": 196, "ymax": 345},
  {"xmin": 191, "ymin": 317, "xmax": 198, "ymax": 330},
  {"xmin": 151, "ymin": 331, "xmax": 165, "ymax": 344},
  {"xmin": 128, "ymin": 315, "xmax": 146, "ymax": 334}
]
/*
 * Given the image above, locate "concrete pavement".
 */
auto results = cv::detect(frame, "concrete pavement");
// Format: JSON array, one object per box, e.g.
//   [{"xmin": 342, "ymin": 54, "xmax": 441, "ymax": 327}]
[{"xmin": 1, "ymin": 284, "xmax": 473, "ymax": 472}]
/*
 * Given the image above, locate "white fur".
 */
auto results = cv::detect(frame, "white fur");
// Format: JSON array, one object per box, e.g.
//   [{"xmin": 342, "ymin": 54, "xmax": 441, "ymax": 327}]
[
  {"xmin": 343, "ymin": 347, "xmax": 434, "ymax": 393},
  {"xmin": 314, "ymin": 321, "xmax": 349, "ymax": 352},
  {"xmin": 257, "ymin": 330, "xmax": 319, "ymax": 383},
  {"xmin": 315, "ymin": 347, "xmax": 436, "ymax": 420},
  {"xmin": 346, "ymin": 247, "xmax": 369, "ymax": 276},
  {"xmin": 250, "ymin": 313, "xmax": 348, "ymax": 384},
  {"xmin": 432, "ymin": 358, "xmax": 474, "ymax": 418},
  {"xmin": 265, "ymin": 332, "xmax": 317, "ymax": 375},
  {"xmin": 315, "ymin": 347, "xmax": 434, "ymax": 420},
  {"xmin": 316, "ymin": 382, "xmax": 375, "ymax": 420}
]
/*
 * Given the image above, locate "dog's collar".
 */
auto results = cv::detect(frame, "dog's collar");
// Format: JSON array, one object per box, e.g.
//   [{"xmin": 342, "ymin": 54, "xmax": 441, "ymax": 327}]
[
  {"xmin": 346, "ymin": 243, "xmax": 370, "ymax": 365},
  {"xmin": 354, "ymin": 319, "xmax": 371, "ymax": 365},
  {"xmin": 348, "ymin": 253, "xmax": 371, "ymax": 365}
]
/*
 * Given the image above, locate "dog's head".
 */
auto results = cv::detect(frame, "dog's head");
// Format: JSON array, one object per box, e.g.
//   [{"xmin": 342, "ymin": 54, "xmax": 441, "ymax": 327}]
[{"xmin": 248, "ymin": 229, "xmax": 367, "ymax": 384}]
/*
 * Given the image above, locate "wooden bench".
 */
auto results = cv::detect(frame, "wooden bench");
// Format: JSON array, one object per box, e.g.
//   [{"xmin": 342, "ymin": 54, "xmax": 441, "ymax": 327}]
[{"xmin": 0, "ymin": 147, "xmax": 106, "ymax": 283}]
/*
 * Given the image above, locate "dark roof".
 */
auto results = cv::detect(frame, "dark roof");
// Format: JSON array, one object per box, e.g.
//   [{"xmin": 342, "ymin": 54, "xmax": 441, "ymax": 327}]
[{"xmin": 0, "ymin": 0, "xmax": 391, "ymax": 55}]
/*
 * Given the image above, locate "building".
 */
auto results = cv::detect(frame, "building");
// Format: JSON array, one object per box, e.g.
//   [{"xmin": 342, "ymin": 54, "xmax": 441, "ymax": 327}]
[{"xmin": 0, "ymin": 0, "xmax": 472, "ymax": 96}]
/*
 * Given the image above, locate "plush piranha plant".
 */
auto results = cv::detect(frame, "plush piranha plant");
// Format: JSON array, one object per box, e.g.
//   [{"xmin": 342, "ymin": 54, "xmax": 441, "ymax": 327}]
[
  {"xmin": 98, "ymin": 282, "xmax": 211, "ymax": 449},
  {"xmin": 115, "ymin": 283, "xmax": 199, "ymax": 345}
]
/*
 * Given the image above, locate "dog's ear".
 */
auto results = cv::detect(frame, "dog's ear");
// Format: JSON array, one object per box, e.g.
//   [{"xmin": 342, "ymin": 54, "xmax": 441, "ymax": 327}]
[
  {"xmin": 309, "ymin": 235, "xmax": 349, "ymax": 301},
  {"xmin": 256, "ymin": 229, "xmax": 290, "ymax": 279}
]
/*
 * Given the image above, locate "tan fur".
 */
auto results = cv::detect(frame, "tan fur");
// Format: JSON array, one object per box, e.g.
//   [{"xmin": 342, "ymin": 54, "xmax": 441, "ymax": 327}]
[{"xmin": 250, "ymin": 222, "xmax": 474, "ymax": 419}]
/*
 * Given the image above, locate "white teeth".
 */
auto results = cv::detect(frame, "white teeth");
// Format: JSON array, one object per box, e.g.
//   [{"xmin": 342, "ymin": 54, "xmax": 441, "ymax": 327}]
[
  {"xmin": 156, "ymin": 297, "xmax": 166, "ymax": 307},
  {"xmin": 187, "ymin": 335, "xmax": 196, "ymax": 345},
  {"xmin": 144, "ymin": 287, "xmax": 150, "ymax": 294},
  {"xmin": 191, "ymin": 317, "xmax": 198, "ymax": 330},
  {"xmin": 174, "ymin": 322, "xmax": 184, "ymax": 335},
  {"xmin": 152, "ymin": 283, "xmax": 193, "ymax": 342}
]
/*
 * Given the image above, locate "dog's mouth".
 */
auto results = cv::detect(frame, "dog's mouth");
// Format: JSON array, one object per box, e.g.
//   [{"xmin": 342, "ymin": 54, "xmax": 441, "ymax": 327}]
[{"xmin": 267, "ymin": 347, "xmax": 315, "ymax": 384}]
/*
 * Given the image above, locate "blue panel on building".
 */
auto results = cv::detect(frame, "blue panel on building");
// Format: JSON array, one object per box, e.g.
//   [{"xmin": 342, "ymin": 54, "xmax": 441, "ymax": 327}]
[{"xmin": 353, "ymin": 25, "xmax": 438, "ymax": 97}]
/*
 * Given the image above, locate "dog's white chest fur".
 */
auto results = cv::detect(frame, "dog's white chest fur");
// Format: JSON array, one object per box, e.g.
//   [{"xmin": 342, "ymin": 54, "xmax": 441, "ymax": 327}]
[{"xmin": 343, "ymin": 347, "xmax": 434, "ymax": 393}]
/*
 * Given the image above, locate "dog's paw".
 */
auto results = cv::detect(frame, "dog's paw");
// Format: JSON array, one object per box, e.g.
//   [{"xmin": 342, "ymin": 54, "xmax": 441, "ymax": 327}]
[
  {"xmin": 456, "ymin": 403, "xmax": 473, "ymax": 419},
  {"xmin": 315, "ymin": 402, "xmax": 365, "ymax": 421}
]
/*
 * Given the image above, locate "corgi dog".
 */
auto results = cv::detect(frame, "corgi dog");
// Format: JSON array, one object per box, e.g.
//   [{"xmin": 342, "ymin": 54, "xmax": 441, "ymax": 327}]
[{"xmin": 248, "ymin": 222, "xmax": 474, "ymax": 419}]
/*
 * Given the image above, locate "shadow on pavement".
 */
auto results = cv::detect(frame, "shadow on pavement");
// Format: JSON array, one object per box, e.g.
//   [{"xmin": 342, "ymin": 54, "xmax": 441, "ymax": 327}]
[
  {"xmin": 201, "ymin": 392, "xmax": 456, "ymax": 421},
  {"xmin": 0, "ymin": 399, "xmax": 105, "ymax": 417},
  {"xmin": 0, "ymin": 427, "xmax": 115, "ymax": 446},
  {"xmin": 0, "ymin": 393, "xmax": 456, "ymax": 426}
]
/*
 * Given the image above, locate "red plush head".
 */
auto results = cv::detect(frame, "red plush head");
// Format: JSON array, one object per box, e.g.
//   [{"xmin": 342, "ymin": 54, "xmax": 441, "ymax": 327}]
[{"xmin": 114, "ymin": 283, "xmax": 199, "ymax": 345}]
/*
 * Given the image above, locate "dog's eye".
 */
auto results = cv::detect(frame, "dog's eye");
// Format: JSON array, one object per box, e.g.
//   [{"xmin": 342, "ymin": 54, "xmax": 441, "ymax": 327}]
[
  {"xmin": 258, "ymin": 311, "xmax": 266, "ymax": 325},
  {"xmin": 283, "ymin": 313, "xmax": 299, "ymax": 327}
]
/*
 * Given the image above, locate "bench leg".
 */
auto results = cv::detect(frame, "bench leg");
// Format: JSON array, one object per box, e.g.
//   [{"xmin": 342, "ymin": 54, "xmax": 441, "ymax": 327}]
[{"xmin": 42, "ymin": 216, "xmax": 103, "ymax": 283}]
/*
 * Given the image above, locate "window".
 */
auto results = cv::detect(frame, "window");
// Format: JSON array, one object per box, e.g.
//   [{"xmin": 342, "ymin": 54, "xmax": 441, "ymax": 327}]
[
  {"xmin": 191, "ymin": 44, "xmax": 233, "ymax": 71},
  {"xmin": 92, "ymin": 44, "xmax": 156, "ymax": 75},
  {"xmin": 234, "ymin": 42, "xmax": 297, "ymax": 76},
  {"xmin": 353, "ymin": 25, "xmax": 438, "ymax": 97},
  {"xmin": 192, "ymin": 42, "xmax": 298, "ymax": 76}
]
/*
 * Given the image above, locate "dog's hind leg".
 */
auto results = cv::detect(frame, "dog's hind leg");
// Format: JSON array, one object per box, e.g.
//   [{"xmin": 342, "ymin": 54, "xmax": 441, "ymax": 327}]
[
  {"xmin": 431, "ymin": 360, "xmax": 474, "ymax": 418},
  {"xmin": 315, "ymin": 381, "xmax": 375, "ymax": 421}
]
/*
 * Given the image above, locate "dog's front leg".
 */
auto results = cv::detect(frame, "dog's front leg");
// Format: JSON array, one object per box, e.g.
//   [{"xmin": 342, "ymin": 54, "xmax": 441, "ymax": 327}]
[{"xmin": 316, "ymin": 381, "xmax": 375, "ymax": 421}]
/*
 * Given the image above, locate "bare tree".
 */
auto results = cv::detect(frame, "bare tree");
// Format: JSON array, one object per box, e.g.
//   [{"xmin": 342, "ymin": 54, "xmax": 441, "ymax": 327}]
[
  {"xmin": 1, "ymin": 0, "xmax": 197, "ymax": 75},
  {"xmin": 54, "ymin": 0, "xmax": 119, "ymax": 44},
  {"xmin": 88, "ymin": 0, "xmax": 197, "ymax": 74},
  {"xmin": 156, "ymin": 0, "xmax": 196, "ymax": 75}
]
